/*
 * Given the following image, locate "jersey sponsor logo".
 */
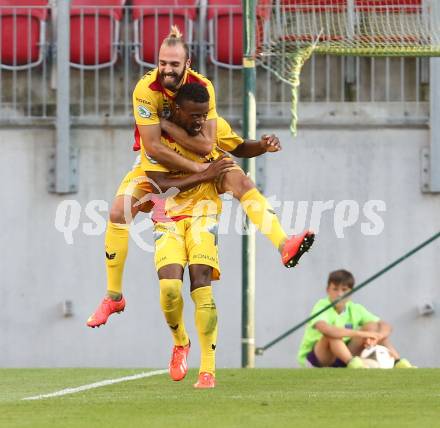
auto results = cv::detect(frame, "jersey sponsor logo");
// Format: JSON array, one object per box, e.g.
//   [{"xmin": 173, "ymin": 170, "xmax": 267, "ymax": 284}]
[
  {"xmin": 137, "ymin": 105, "xmax": 151, "ymax": 118},
  {"xmin": 136, "ymin": 97, "xmax": 151, "ymax": 105},
  {"xmin": 192, "ymin": 253, "xmax": 217, "ymax": 263},
  {"xmin": 106, "ymin": 251, "xmax": 116, "ymax": 260},
  {"xmin": 157, "ymin": 255, "xmax": 168, "ymax": 263}
]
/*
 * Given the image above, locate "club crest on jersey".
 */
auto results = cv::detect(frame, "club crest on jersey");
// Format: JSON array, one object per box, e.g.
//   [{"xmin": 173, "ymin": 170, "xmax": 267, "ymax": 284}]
[{"xmin": 138, "ymin": 105, "xmax": 151, "ymax": 118}]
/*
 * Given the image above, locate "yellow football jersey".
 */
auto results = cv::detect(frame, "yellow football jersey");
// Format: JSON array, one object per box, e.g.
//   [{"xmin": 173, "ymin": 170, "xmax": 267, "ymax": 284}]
[
  {"xmin": 142, "ymin": 138, "xmax": 221, "ymax": 218},
  {"xmin": 132, "ymin": 68, "xmax": 218, "ymax": 151},
  {"xmin": 141, "ymin": 117, "xmax": 243, "ymax": 218},
  {"xmin": 141, "ymin": 116, "xmax": 243, "ymax": 168},
  {"xmin": 133, "ymin": 68, "xmax": 217, "ymax": 126},
  {"xmin": 213, "ymin": 116, "xmax": 243, "ymax": 155}
]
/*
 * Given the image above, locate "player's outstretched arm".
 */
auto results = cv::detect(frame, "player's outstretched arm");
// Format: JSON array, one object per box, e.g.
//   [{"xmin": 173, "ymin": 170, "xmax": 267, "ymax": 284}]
[
  {"xmin": 147, "ymin": 157, "xmax": 235, "ymax": 193},
  {"xmin": 160, "ymin": 118, "xmax": 216, "ymax": 156},
  {"xmin": 230, "ymin": 134, "xmax": 281, "ymax": 158},
  {"xmin": 138, "ymin": 124, "xmax": 208, "ymax": 174}
]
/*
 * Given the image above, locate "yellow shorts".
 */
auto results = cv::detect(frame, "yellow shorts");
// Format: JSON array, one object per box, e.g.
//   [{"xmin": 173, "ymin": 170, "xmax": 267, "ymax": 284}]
[
  {"xmin": 116, "ymin": 165, "xmax": 153, "ymax": 201},
  {"xmin": 116, "ymin": 156, "xmax": 243, "ymax": 199},
  {"xmin": 154, "ymin": 216, "xmax": 220, "ymax": 281}
]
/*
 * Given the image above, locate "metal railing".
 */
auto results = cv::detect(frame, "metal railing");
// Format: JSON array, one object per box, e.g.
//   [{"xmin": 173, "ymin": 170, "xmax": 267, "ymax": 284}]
[
  {"xmin": 255, "ymin": 230, "xmax": 440, "ymax": 356},
  {"xmin": 0, "ymin": 3, "xmax": 431, "ymax": 126}
]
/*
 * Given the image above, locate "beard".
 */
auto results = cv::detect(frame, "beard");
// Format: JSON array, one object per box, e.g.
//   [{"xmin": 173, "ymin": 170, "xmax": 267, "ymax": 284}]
[{"xmin": 159, "ymin": 69, "xmax": 186, "ymax": 90}]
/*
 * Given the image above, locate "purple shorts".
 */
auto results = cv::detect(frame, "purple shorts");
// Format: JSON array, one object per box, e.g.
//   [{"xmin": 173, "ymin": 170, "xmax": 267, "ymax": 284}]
[{"xmin": 306, "ymin": 349, "xmax": 347, "ymax": 368}]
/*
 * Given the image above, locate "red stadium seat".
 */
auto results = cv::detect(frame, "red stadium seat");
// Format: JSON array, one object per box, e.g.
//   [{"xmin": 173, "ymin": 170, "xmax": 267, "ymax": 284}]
[
  {"xmin": 207, "ymin": 0, "xmax": 272, "ymax": 69},
  {"xmin": 70, "ymin": 0, "xmax": 125, "ymax": 69},
  {"xmin": 132, "ymin": 0, "xmax": 197, "ymax": 68},
  {"xmin": 0, "ymin": 0, "xmax": 48, "ymax": 70}
]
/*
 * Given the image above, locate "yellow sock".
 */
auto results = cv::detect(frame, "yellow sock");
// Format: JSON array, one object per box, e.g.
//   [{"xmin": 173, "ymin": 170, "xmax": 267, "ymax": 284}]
[
  {"xmin": 159, "ymin": 279, "xmax": 189, "ymax": 346},
  {"xmin": 105, "ymin": 221, "xmax": 130, "ymax": 297},
  {"xmin": 191, "ymin": 286, "xmax": 217, "ymax": 375},
  {"xmin": 240, "ymin": 188, "xmax": 287, "ymax": 250}
]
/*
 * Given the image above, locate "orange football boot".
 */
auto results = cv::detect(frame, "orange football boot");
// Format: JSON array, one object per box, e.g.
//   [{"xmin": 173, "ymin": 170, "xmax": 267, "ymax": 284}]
[
  {"xmin": 281, "ymin": 230, "xmax": 315, "ymax": 268},
  {"xmin": 86, "ymin": 296, "xmax": 126, "ymax": 328},
  {"xmin": 169, "ymin": 342, "xmax": 191, "ymax": 381},
  {"xmin": 193, "ymin": 372, "xmax": 216, "ymax": 389}
]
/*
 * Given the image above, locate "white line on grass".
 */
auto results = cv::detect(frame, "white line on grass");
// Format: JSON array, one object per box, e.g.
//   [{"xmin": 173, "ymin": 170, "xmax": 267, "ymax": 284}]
[{"xmin": 22, "ymin": 369, "xmax": 168, "ymax": 401}]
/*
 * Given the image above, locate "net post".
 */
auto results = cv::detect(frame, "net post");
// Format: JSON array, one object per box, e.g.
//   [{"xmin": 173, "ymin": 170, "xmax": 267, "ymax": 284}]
[
  {"xmin": 197, "ymin": 0, "xmax": 208, "ymax": 76},
  {"xmin": 429, "ymin": 0, "xmax": 440, "ymax": 192},
  {"xmin": 346, "ymin": 0, "xmax": 355, "ymax": 39},
  {"xmin": 241, "ymin": 0, "xmax": 257, "ymax": 369},
  {"xmin": 51, "ymin": 0, "xmax": 77, "ymax": 194}
]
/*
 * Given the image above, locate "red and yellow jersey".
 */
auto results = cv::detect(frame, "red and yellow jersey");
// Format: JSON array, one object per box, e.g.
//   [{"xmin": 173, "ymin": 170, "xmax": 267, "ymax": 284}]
[
  {"xmin": 216, "ymin": 117, "xmax": 243, "ymax": 154},
  {"xmin": 141, "ymin": 116, "xmax": 242, "ymax": 218},
  {"xmin": 132, "ymin": 68, "xmax": 217, "ymax": 151},
  {"xmin": 142, "ymin": 139, "xmax": 222, "ymax": 218},
  {"xmin": 140, "ymin": 116, "xmax": 243, "ymax": 170}
]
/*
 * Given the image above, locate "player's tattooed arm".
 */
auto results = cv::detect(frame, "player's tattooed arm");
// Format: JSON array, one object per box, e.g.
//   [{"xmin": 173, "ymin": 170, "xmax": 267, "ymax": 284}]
[
  {"xmin": 160, "ymin": 118, "xmax": 216, "ymax": 156},
  {"xmin": 230, "ymin": 134, "xmax": 281, "ymax": 158},
  {"xmin": 138, "ymin": 124, "xmax": 208, "ymax": 174},
  {"xmin": 147, "ymin": 157, "xmax": 235, "ymax": 193}
]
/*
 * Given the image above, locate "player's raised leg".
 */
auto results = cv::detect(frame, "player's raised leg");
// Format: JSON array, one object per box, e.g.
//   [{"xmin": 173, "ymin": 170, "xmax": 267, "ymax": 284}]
[
  {"xmin": 219, "ymin": 169, "xmax": 314, "ymax": 268},
  {"xmin": 86, "ymin": 196, "xmax": 135, "ymax": 327},
  {"xmin": 87, "ymin": 169, "xmax": 154, "ymax": 328}
]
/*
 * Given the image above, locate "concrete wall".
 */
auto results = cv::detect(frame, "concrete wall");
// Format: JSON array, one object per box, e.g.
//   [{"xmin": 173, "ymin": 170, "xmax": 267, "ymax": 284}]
[{"xmin": 1, "ymin": 123, "xmax": 439, "ymax": 368}]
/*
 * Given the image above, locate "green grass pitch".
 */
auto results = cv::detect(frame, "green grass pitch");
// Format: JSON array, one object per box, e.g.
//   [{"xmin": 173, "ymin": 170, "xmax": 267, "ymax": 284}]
[{"xmin": 1, "ymin": 368, "xmax": 440, "ymax": 428}]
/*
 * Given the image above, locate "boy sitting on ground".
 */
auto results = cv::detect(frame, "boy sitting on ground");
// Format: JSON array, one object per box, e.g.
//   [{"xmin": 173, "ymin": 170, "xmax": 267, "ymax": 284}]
[{"xmin": 297, "ymin": 269, "xmax": 414, "ymax": 368}]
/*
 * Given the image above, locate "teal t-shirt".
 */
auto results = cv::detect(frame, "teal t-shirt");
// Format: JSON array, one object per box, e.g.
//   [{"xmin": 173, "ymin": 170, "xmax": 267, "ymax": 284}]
[{"xmin": 297, "ymin": 298, "xmax": 380, "ymax": 367}]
